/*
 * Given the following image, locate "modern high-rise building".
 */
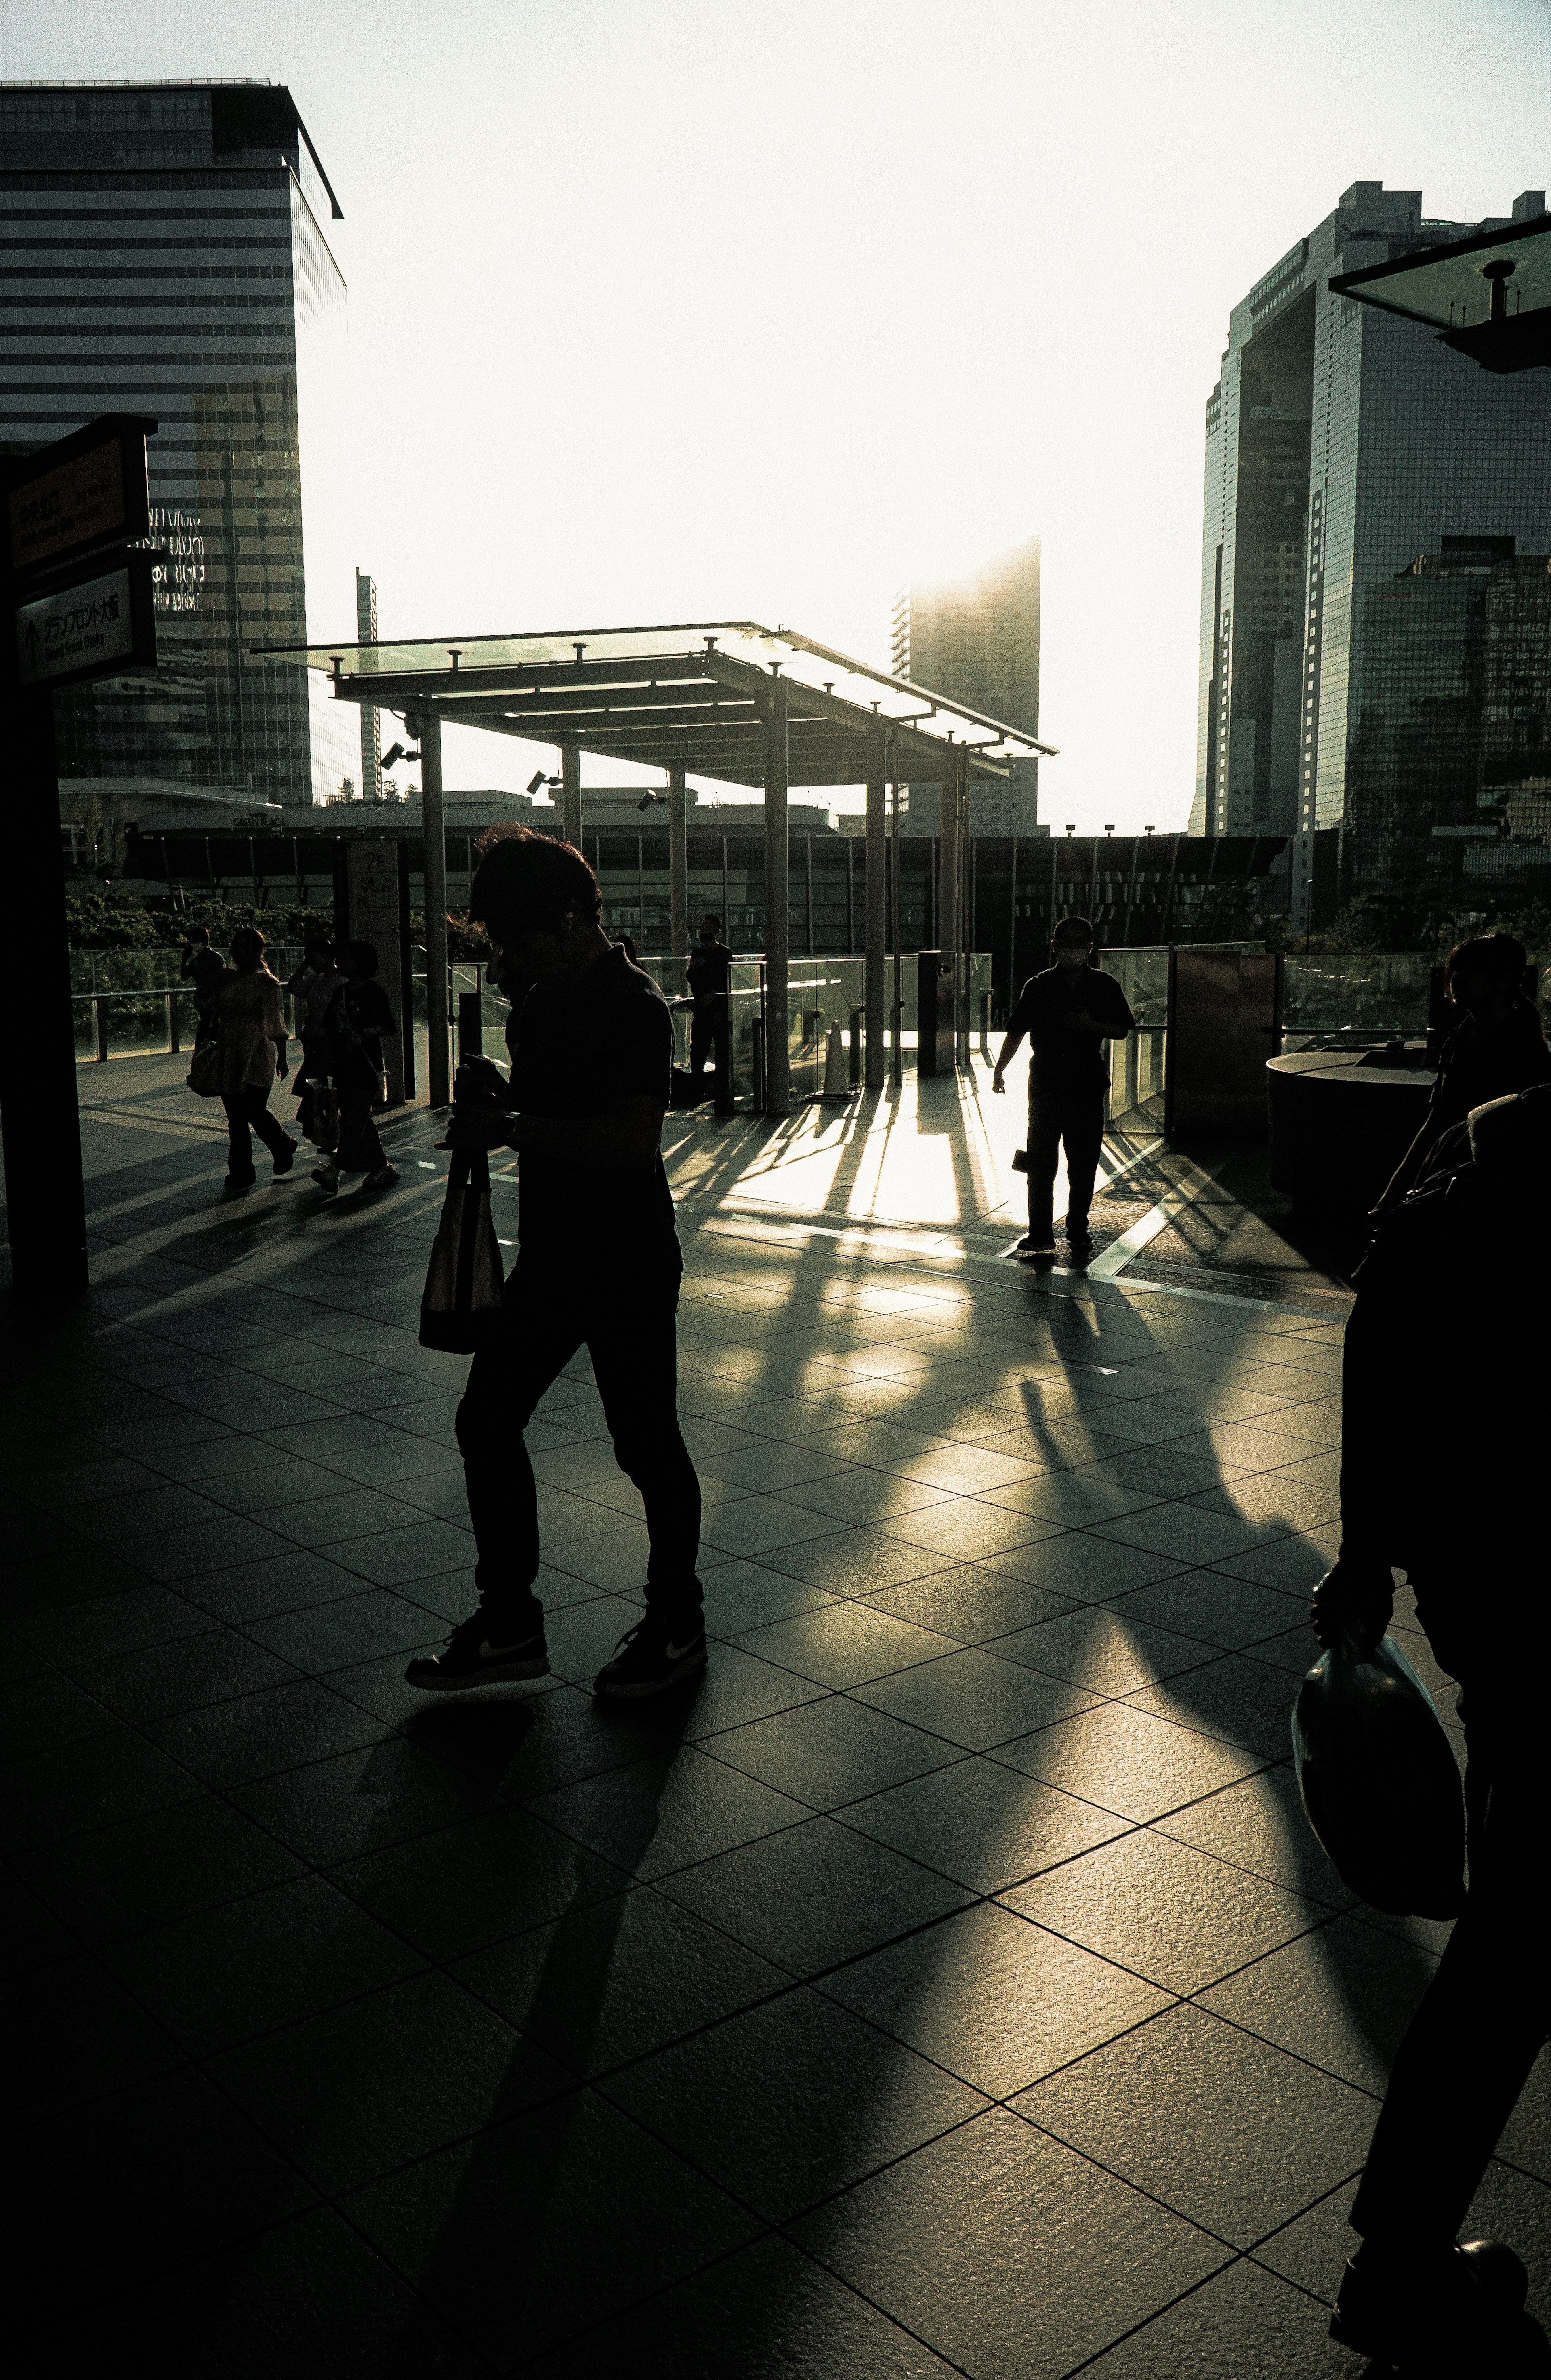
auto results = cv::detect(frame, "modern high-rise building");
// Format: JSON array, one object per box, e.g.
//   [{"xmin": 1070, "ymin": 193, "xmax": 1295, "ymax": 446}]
[
  {"xmin": 355, "ymin": 567, "xmax": 382, "ymax": 803},
  {"xmin": 1192, "ymin": 180, "xmax": 1551, "ymax": 927},
  {"xmin": 0, "ymin": 79, "xmax": 357, "ymax": 811},
  {"xmin": 892, "ymin": 536, "xmax": 1042, "ymax": 833}
]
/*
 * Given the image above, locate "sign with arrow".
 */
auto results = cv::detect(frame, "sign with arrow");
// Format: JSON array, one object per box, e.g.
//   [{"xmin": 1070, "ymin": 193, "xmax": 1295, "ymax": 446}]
[{"xmin": 15, "ymin": 552, "xmax": 156, "ymax": 690}]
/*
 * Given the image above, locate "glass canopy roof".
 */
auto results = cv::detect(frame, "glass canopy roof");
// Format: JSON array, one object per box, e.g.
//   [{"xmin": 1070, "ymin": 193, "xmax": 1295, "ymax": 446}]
[
  {"xmin": 254, "ymin": 619, "xmax": 1056, "ymax": 764},
  {"xmin": 1330, "ymin": 211, "xmax": 1550, "ymax": 332}
]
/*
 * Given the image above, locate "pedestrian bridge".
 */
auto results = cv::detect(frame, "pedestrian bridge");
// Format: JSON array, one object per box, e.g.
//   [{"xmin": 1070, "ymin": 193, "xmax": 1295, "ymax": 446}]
[{"xmin": 8, "ymin": 1053, "xmax": 1545, "ymax": 2368}]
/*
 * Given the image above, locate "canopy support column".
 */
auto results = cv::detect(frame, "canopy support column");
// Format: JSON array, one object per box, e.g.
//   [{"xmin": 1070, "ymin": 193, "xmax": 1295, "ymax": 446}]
[
  {"xmin": 939, "ymin": 742, "xmax": 960, "ymax": 1076},
  {"xmin": 864, "ymin": 730, "xmax": 886, "ymax": 1091},
  {"xmin": 667, "ymin": 762, "xmax": 689, "ymax": 992},
  {"xmin": 414, "ymin": 704, "xmax": 451, "ymax": 1108},
  {"xmin": 956, "ymin": 745, "xmax": 971, "ymax": 1066},
  {"xmin": 561, "ymin": 741, "xmax": 582, "ymax": 848},
  {"xmin": 889, "ymin": 744, "xmax": 903, "ymax": 1088},
  {"xmin": 763, "ymin": 675, "xmax": 789, "ymax": 1114}
]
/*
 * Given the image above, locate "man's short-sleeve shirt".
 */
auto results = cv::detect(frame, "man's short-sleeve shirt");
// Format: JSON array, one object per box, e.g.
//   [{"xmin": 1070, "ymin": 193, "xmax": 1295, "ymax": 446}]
[
  {"xmin": 687, "ymin": 941, "xmax": 732, "ymax": 1002},
  {"xmin": 508, "ymin": 944, "xmax": 679, "ymax": 1275},
  {"xmin": 1007, "ymin": 963, "xmax": 1136, "ymax": 1089}
]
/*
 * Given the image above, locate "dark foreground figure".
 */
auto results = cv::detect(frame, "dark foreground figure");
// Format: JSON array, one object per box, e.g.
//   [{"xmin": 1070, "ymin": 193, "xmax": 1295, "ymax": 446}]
[
  {"xmin": 1315, "ymin": 1085, "xmax": 1551, "ymax": 2370},
  {"xmin": 992, "ymin": 914, "xmax": 1136, "ymax": 1256},
  {"xmin": 406, "ymin": 829, "xmax": 705, "ymax": 1702}
]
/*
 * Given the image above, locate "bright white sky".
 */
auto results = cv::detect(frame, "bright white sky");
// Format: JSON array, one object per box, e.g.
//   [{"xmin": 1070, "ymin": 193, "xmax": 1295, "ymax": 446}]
[{"xmin": 6, "ymin": 1, "xmax": 1548, "ymax": 825}]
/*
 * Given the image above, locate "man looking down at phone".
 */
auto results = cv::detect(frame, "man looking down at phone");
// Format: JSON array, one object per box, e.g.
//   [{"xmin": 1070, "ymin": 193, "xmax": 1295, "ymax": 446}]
[
  {"xmin": 404, "ymin": 828, "xmax": 706, "ymax": 1701},
  {"xmin": 992, "ymin": 915, "xmax": 1135, "ymax": 1257}
]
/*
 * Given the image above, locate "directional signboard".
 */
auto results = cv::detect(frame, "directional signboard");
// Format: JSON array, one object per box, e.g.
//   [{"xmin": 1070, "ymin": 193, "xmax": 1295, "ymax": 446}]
[
  {"xmin": 4, "ymin": 414, "xmax": 155, "ymax": 582},
  {"xmin": 15, "ymin": 553, "xmax": 156, "ymax": 692}
]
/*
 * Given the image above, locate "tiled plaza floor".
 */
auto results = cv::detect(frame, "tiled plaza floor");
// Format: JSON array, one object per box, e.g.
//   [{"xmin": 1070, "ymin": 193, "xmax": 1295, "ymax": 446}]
[{"xmin": 6, "ymin": 1055, "xmax": 1548, "ymax": 2372}]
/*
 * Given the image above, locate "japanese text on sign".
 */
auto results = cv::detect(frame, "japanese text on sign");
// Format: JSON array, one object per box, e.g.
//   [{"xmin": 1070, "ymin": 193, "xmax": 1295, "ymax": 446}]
[
  {"xmin": 15, "ymin": 565, "xmax": 140, "ymax": 688},
  {"xmin": 6, "ymin": 439, "xmax": 128, "ymax": 574}
]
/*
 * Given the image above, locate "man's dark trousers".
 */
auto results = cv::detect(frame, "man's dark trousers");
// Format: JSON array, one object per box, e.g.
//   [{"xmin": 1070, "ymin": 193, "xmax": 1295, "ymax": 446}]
[
  {"xmin": 1026, "ymin": 1078, "xmax": 1105, "ymax": 1240},
  {"xmin": 1350, "ymin": 1591, "xmax": 1551, "ymax": 2245},
  {"xmin": 689, "ymin": 997, "xmax": 716, "ymax": 1078},
  {"xmin": 456, "ymin": 1258, "xmax": 702, "ymax": 1633}
]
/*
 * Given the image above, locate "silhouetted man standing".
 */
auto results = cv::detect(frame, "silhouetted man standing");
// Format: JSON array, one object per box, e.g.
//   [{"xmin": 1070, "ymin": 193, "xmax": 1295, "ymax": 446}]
[
  {"xmin": 405, "ymin": 828, "xmax": 706, "ymax": 1701},
  {"xmin": 992, "ymin": 915, "xmax": 1135, "ymax": 1257},
  {"xmin": 686, "ymin": 913, "xmax": 731, "ymax": 1081}
]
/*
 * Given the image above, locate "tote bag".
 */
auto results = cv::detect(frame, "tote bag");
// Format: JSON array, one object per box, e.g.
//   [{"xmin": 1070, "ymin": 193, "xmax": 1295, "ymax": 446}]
[
  {"xmin": 419, "ymin": 1149, "xmax": 507, "ymax": 1352},
  {"xmin": 1292, "ymin": 1630, "xmax": 1466, "ymax": 1917},
  {"xmin": 187, "ymin": 1036, "xmax": 223, "ymax": 1099}
]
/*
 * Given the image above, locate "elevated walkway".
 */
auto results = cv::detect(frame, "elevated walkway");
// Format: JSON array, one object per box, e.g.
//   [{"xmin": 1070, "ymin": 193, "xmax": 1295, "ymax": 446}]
[{"xmin": 7, "ymin": 1062, "xmax": 1544, "ymax": 2367}]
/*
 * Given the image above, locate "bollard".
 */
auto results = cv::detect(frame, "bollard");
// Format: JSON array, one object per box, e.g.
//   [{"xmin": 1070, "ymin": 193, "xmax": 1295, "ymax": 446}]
[
  {"xmin": 96, "ymin": 996, "xmax": 109, "ymax": 1063},
  {"xmin": 167, "ymin": 990, "xmax": 180, "ymax": 1055},
  {"xmin": 849, "ymin": 1005, "xmax": 862, "ymax": 1089},
  {"xmin": 821, "ymin": 1019, "xmax": 852, "ymax": 1105}
]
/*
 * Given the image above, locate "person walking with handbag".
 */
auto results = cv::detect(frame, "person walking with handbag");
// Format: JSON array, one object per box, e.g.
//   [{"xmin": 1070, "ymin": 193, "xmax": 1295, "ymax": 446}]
[
  {"xmin": 405, "ymin": 827, "xmax": 706, "ymax": 1701},
  {"xmin": 1311, "ymin": 1083, "xmax": 1551, "ymax": 2368},
  {"xmin": 215, "ymin": 927, "xmax": 297, "ymax": 1191},
  {"xmin": 310, "ymin": 940, "xmax": 399, "ymax": 1196}
]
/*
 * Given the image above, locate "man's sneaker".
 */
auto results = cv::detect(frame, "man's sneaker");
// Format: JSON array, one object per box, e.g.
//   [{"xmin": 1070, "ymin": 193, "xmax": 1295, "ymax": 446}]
[
  {"xmin": 1013, "ymin": 1234, "xmax": 1056, "ymax": 1259},
  {"xmin": 311, "ymin": 1159, "xmax": 340, "ymax": 1194},
  {"xmin": 594, "ymin": 1615, "xmax": 708, "ymax": 1699},
  {"xmin": 273, "ymin": 1136, "xmax": 299, "ymax": 1176},
  {"xmin": 363, "ymin": 1164, "xmax": 399, "ymax": 1190},
  {"xmin": 404, "ymin": 1614, "xmax": 550, "ymax": 1691}
]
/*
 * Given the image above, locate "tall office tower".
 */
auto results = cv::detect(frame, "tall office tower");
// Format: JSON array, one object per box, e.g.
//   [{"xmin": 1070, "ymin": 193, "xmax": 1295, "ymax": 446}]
[
  {"xmin": 0, "ymin": 80, "xmax": 357, "ymax": 809},
  {"xmin": 355, "ymin": 567, "xmax": 382, "ymax": 801},
  {"xmin": 892, "ymin": 536, "xmax": 1042, "ymax": 833},
  {"xmin": 1192, "ymin": 180, "xmax": 1551, "ymax": 928}
]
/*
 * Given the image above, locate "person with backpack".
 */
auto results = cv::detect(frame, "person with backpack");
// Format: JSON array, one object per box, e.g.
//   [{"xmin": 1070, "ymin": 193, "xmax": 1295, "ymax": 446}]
[
  {"xmin": 311, "ymin": 940, "xmax": 398, "ymax": 1195},
  {"xmin": 214, "ymin": 926, "xmax": 297, "ymax": 1190},
  {"xmin": 1313, "ymin": 1083, "xmax": 1551, "ymax": 2367},
  {"xmin": 403, "ymin": 828, "xmax": 706, "ymax": 1702}
]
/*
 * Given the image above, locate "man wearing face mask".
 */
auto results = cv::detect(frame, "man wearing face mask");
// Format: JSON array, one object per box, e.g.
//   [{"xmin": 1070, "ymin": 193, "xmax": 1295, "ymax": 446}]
[
  {"xmin": 404, "ymin": 827, "xmax": 706, "ymax": 1702},
  {"xmin": 992, "ymin": 915, "xmax": 1135, "ymax": 1257}
]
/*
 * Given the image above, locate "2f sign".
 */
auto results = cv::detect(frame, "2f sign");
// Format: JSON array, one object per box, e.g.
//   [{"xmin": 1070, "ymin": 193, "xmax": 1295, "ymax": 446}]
[{"xmin": 15, "ymin": 565, "xmax": 143, "ymax": 689}]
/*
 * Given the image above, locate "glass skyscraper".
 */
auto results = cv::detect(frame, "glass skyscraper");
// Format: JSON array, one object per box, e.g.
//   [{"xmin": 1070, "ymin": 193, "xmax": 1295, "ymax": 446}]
[
  {"xmin": 1191, "ymin": 180, "xmax": 1551, "ymax": 927},
  {"xmin": 0, "ymin": 80, "xmax": 357, "ymax": 809},
  {"xmin": 892, "ymin": 537, "xmax": 1042, "ymax": 834}
]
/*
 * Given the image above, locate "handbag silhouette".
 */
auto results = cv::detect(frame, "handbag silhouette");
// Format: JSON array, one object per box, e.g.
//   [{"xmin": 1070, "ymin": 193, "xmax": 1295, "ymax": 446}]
[
  {"xmin": 419, "ymin": 1148, "xmax": 507, "ymax": 1352},
  {"xmin": 1292, "ymin": 1630, "xmax": 1466, "ymax": 1917},
  {"xmin": 187, "ymin": 1036, "xmax": 222, "ymax": 1099}
]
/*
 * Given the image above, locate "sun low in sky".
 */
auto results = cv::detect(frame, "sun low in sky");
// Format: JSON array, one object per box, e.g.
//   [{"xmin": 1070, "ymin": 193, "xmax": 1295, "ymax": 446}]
[{"xmin": 6, "ymin": 0, "xmax": 1547, "ymax": 826}]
